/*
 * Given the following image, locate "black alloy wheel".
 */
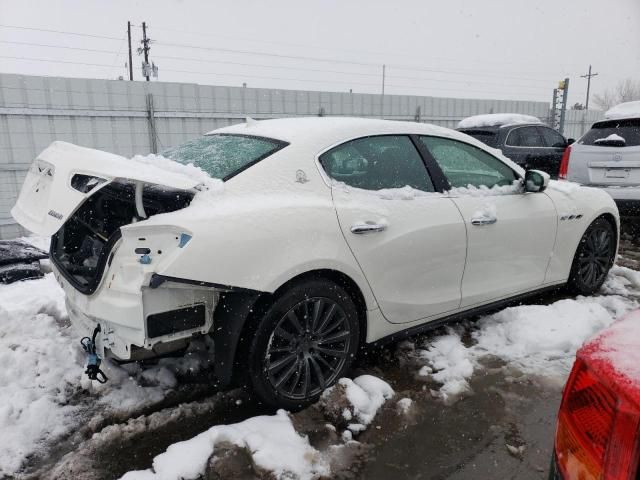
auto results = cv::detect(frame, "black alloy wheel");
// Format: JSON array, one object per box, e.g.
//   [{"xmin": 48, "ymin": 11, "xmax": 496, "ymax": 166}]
[
  {"xmin": 247, "ymin": 279, "xmax": 360, "ymax": 409},
  {"xmin": 568, "ymin": 217, "xmax": 616, "ymax": 295}
]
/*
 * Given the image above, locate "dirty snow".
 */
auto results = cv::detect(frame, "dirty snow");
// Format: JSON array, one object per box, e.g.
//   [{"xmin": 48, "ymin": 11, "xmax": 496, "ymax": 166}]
[
  {"xmin": 457, "ymin": 113, "xmax": 542, "ymax": 129},
  {"xmin": 0, "ymin": 253, "xmax": 214, "ymax": 476},
  {"xmin": 416, "ymin": 266, "xmax": 639, "ymax": 402},
  {"xmin": 120, "ymin": 409, "xmax": 330, "ymax": 480},
  {"xmin": 331, "ymin": 375, "xmax": 395, "ymax": 426},
  {"xmin": 605, "ymin": 100, "xmax": 640, "ymax": 120}
]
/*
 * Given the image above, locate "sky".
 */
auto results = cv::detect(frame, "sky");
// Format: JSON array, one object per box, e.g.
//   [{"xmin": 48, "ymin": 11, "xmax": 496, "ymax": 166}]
[{"xmin": 0, "ymin": 0, "xmax": 638, "ymax": 108}]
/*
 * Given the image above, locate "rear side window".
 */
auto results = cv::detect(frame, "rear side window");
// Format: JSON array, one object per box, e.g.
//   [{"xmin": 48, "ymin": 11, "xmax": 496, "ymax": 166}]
[
  {"xmin": 506, "ymin": 126, "xmax": 545, "ymax": 147},
  {"xmin": 319, "ymin": 135, "xmax": 434, "ymax": 192},
  {"xmin": 458, "ymin": 130, "xmax": 499, "ymax": 148},
  {"xmin": 579, "ymin": 119, "xmax": 640, "ymax": 147},
  {"xmin": 162, "ymin": 134, "xmax": 288, "ymax": 180},
  {"xmin": 419, "ymin": 136, "xmax": 518, "ymax": 189}
]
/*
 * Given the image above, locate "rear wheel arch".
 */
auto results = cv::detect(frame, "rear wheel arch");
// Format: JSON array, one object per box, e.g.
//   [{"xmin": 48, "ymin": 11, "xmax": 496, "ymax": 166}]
[{"xmin": 214, "ymin": 268, "xmax": 368, "ymax": 389}]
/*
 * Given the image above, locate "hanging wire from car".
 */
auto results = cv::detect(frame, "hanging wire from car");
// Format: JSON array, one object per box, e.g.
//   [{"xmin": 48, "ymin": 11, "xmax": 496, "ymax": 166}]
[{"xmin": 80, "ymin": 325, "xmax": 108, "ymax": 384}]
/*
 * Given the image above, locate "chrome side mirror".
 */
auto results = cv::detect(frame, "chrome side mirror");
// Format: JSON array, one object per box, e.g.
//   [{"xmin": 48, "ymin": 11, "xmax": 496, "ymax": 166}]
[{"xmin": 524, "ymin": 169, "xmax": 550, "ymax": 193}]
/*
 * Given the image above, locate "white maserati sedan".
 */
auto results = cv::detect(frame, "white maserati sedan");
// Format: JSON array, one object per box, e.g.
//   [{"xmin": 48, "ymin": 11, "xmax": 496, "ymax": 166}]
[{"xmin": 12, "ymin": 117, "xmax": 618, "ymax": 408}]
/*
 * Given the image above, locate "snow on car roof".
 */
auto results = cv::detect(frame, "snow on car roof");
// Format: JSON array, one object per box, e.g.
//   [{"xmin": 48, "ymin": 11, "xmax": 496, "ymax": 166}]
[
  {"xmin": 580, "ymin": 308, "xmax": 640, "ymax": 403},
  {"xmin": 207, "ymin": 116, "xmax": 474, "ymax": 150},
  {"xmin": 457, "ymin": 113, "xmax": 542, "ymax": 129},
  {"xmin": 604, "ymin": 100, "xmax": 640, "ymax": 120}
]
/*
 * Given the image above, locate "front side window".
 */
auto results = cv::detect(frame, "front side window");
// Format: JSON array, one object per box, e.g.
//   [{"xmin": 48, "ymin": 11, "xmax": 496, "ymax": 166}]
[
  {"xmin": 320, "ymin": 135, "xmax": 434, "ymax": 192},
  {"xmin": 419, "ymin": 136, "xmax": 518, "ymax": 189},
  {"xmin": 538, "ymin": 127, "xmax": 567, "ymax": 148},
  {"xmin": 162, "ymin": 134, "xmax": 288, "ymax": 180},
  {"xmin": 506, "ymin": 126, "xmax": 545, "ymax": 147}
]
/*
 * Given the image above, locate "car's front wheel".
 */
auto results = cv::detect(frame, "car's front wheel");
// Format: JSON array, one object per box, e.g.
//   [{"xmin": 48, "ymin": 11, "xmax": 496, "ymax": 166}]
[
  {"xmin": 247, "ymin": 278, "xmax": 360, "ymax": 410},
  {"xmin": 567, "ymin": 217, "xmax": 616, "ymax": 295}
]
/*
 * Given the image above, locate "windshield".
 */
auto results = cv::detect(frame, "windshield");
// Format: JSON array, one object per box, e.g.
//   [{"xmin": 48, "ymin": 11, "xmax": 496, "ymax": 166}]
[
  {"xmin": 162, "ymin": 134, "xmax": 288, "ymax": 180},
  {"xmin": 579, "ymin": 119, "xmax": 640, "ymax": 147}
]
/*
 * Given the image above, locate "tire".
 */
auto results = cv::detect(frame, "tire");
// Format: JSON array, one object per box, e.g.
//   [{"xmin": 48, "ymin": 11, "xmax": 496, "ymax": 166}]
[
  {"xmin": 567, "ymin": 217, "xmax": 616, "ymax": 295},
  {"xmin": 247, "ymin": 278, "xmax": 360, "ymax": 410}
]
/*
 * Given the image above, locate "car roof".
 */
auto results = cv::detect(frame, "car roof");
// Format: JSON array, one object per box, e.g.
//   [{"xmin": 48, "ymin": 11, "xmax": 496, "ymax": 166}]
[
  {"xmin": 208, "ymin": 117, "xmax": 480, "ymax": 151},
  {"xmin": 458, "ymin": 123, "xmax": 543, "ymax": 131}
]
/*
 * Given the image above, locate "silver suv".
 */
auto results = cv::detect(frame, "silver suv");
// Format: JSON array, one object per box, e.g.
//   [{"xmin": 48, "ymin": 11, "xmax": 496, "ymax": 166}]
[{"xmin": 564, "ymin": 101, "xmax": 640, "ymax": 220}]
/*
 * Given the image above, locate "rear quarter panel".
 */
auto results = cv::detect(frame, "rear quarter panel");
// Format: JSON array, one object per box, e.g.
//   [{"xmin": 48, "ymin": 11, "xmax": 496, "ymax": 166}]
[{"xmin": 129, "ymin": 145, "xmax": 379, "ymax": 311}]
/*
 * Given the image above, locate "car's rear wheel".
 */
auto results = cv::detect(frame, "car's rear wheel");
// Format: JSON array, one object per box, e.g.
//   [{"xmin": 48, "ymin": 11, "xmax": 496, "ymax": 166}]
[
  {"xmin": 567, "ymin": 217, "xmax": 616, "ymax": 295},
  {"xmin": 247, "ymin": 279, "xmax": 360, "ymax": 410}
]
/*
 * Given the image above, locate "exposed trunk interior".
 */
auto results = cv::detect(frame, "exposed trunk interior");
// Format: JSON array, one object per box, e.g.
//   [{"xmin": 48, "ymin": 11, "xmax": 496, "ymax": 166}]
[{"xmin": 51, "ymin": 181, "xmax": 194, "ymax": 294}]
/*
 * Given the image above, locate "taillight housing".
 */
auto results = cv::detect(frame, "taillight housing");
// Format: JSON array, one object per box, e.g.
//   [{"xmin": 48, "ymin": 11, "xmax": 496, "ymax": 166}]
[
  {"xmin": 559, "ymin": 145, "xmax": 572, "ymax": 179},
  {"xmin": 555, "ymin": 358, "xmax": 640, "ymax": 479}
]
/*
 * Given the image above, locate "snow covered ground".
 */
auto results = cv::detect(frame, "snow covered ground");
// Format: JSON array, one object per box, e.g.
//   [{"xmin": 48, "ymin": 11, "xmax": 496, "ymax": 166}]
[{"xmin": 3, "ymin": 236, "xmax": 640, "ymax": 479}]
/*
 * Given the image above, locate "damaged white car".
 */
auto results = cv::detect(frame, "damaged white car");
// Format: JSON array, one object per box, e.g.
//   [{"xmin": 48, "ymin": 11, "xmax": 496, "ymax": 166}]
[{"xmin": 12, "ymin": 117, "xmax": 619, "ymax": 408}]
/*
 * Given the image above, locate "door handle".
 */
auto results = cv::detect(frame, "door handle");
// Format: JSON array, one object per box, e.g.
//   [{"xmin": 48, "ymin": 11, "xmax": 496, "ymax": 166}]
[
  {"xmin": 471, "ymin": 218, "xmax": 497, "ymax": 226},
  {"xmin": 351, "ymin": 222, "xmax": 387, "ymax": 234}
]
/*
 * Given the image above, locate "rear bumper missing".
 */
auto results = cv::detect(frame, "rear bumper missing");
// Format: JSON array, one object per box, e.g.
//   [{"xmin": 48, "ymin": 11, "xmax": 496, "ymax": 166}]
[{"xmin": 56, "ymin": 265, "xmax": 217, "ymax": 361}]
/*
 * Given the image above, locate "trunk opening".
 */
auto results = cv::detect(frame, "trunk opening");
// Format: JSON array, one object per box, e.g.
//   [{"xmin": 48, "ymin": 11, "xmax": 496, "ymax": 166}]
[{"xmin": 51, "ymin": 181, "xmax": 194, "ymax": 294}]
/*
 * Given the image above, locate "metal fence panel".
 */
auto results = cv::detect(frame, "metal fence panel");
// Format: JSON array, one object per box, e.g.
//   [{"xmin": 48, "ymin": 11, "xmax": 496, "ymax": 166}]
[{"xmin": 0, "ymin": 72, "xmax": 605, "ymax": 238}]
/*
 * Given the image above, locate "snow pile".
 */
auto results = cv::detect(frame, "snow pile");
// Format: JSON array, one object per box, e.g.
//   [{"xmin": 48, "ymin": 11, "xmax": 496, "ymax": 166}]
[
  {"xmin": 131, "ymin": 153, "xmax": 224, "ymax": 202},
  {"xmin": 449, "ymin": 180, "xmax": 522, "ymax": 197},
  {"xmin": 120, "ymin": 409, "xmax": 330, "ymax": 480},
  {"xmin": 586, "ymin": 309, "xmax": 640, "ymax": 391},
  {"xmin": 605, "ymin": 100, "xmax": 640, "ymax": 120},
  {"xmin": 457, "ymin": 113, "xmax": 542, "ymax": 129},
  {"xmin": 470, "ymin": 202, "xmax": 497, "ymax": 224},
  {"xmin": 330, "ymin": 375, "xmax": 395, "ymax": 426},
  {"xmin": 418, "ymin": 329, "xmax": 475, "ymax": 403},
  {"xmin": 0, "ymin": 240, "xmax": 214, "ymax": 476},
  {"xmin": 594, "ymin": 133, "xmax": 626, "ymax": 145},
  {"xmin": 0, "ymin": 274, "xmax": 82, "ymax": 476},
  {"xmin": 417, "ymin": 267, "xmax": 639, "ymax": 402},
  {"xmin": 548, "ymin": 179, "xmax": 581, "ymax": 194}
]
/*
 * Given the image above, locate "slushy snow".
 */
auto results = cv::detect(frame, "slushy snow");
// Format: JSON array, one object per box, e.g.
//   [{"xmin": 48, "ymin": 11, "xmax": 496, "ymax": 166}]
[
  {"xmin": 416, "ymin": 266, "xmax": 640, "ymax": 402},
  {"xmin": 457, "ymin": 113, "xmax": 542, "ymax": 129},
  {"xmin": 120, "ymin": 409, "xmax": 330, "ymax": 480}
]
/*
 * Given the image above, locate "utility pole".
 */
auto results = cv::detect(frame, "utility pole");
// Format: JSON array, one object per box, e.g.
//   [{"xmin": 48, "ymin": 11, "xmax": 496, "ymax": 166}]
[
  {"xmin": 141, "ymin": 22, "xmax": 150, "ymax": 81},
  {"xmin": 381, "ymin": 64, "xmax": 386, "ymax": 95},
  {"xmin": 580, "ymin": 65, "xmax": 598, "ymax": 110},
  {"xmin": 127, "ymin": 21, "xmax": 133, "ymax": 81},
  {"xmin": 381, "ymin": 64, "xmax": 386, "ymax": 118}
]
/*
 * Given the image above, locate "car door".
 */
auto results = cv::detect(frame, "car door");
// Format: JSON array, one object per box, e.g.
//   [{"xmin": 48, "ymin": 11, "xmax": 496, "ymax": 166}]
[
  {"xmin": 503, "ymin": 125, "xmax": 558, "ymax": 176},
  {"xmin": 537, "ymin": 126, "xmax": 569, "ymax": 178},
  {"xmin": 418, "ymin": 135, "xmax": 558, "ymax": 308},
  {"xmin": 320, "ymin": 135, "xmax": 466, "ymax": 324}
]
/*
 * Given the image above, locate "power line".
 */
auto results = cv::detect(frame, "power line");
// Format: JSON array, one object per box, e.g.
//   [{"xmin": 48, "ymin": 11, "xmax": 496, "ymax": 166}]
[
  {"xmin": 0, "ymin": 40, "xmax": 122, "ymax": 54},
  {"xmin": 155, "ymin": 39, "xmax": 554, "ymax": 85},
  {"xmin": 0, "ymin": 55, "xmax": 116, "ymax": 68},
  {"xmin": 0, "ymin": 24, "xmax": 122, "ymax": 40}
]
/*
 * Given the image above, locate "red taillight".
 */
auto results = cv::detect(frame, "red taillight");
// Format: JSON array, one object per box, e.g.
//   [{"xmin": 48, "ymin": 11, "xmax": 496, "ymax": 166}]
[
  {"xmin": 559, "ymin": 145, "xmax": 572, "ymax": 179},
  {"xmin": 555, "ymin": 358, "xmax": 640, "ymax": 479}
]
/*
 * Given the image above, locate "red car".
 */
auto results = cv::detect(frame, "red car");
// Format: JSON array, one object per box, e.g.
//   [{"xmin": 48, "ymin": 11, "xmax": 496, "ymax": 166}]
[{"xmin": 551, "ymin": 311, "xmax": 640, "ymax": 479}]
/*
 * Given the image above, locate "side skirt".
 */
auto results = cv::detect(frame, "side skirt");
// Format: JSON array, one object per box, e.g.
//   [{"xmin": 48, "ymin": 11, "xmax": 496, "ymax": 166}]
[{"xmin": 370, "ymin": 283, "xmax": 566, "ymax": 347}]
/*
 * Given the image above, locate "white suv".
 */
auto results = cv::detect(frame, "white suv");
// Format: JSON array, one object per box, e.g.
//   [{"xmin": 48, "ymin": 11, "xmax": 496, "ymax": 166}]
[{"xmin": 563, "ymin": 101, "xmax": 640, "ymax": 220}]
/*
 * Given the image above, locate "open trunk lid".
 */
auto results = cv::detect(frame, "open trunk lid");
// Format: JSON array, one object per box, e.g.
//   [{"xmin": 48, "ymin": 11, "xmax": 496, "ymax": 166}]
[{"xmin": 11, "ymin": 141, "xmax": 200, "ymax": 236}]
